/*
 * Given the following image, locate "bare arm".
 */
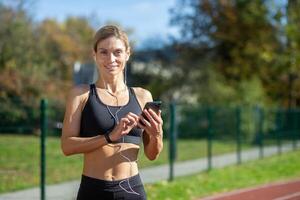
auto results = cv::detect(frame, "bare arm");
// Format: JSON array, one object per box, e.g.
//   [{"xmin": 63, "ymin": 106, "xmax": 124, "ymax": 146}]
[
  {"xmin": 135, "ymin": 88, "xmax": 163, "ymax": 160},
  {"xmin": 61, "ymin": 86, "xmax": 108, "ymax": 156}
]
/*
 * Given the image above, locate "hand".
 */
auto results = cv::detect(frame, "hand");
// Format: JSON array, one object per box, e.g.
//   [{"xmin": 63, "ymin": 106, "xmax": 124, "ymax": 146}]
[
  {"xmin": 109, "ymin": 112, "xmax": 139, "ymax": 142},
  {"xmin": 138, "ymin": 109, "xmax": 163, "ymax": 138}
]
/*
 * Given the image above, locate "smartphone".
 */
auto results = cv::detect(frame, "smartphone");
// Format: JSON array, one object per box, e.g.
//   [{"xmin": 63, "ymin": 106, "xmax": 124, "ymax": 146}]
[{"xmin": 140, "ymin": 101, "xmax": 162, "ymax": 125}]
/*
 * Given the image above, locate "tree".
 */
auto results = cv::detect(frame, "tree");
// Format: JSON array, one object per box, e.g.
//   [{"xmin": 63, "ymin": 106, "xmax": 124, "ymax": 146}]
[
  {"xmin": 169, "ymin": 0, "xmax": 291, "ymax": 106},
  {"xmin": 0, "ymin": 2, "xmax": 38, "ymax": 99},
  {"xmin": 0, "ymin": 2, "xmax": 98, "ymax": 131},
  {"xmin": 284, "ymin": 0, "xmax": 300, "ymax": 107}
]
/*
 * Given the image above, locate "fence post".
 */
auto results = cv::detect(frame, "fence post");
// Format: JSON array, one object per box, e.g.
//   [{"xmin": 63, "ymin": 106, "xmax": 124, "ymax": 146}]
[
  {"xmin": 40, "ymin": 99, "xmax": 47, "ymax": 200},
  {"xmin": 207, "ymin": 107, "xmax": 212, "ymax": 171},
  {"xmin": 276, "ymin": 109, "xmax": 282, "ymax": 155},
  {"xmin": 295, "ymin": 109, "xmax": 299, "ymax": 149},
  {"xmin": 236, "ymin": 107, "xmax": 241, "ymax": 165},
  {"xmin": 256, "ymin": 106, "xmax": 264, "ymax": 159},
  {"xmin": 169, "ymin": 101, "xmax": 177, "ymax": 181},
  {"xmin": 292, "ymin": 109, "xmax": 297, "ymax": 150},
  {"xmin": 297, "ymin": 110, "xmax": 299, "ymax": 149}
]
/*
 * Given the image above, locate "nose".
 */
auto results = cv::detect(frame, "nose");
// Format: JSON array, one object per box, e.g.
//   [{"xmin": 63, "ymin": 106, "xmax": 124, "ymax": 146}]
[{"xmin": 108, "ymin": 53, "xmax": 116, "ymax": 63}]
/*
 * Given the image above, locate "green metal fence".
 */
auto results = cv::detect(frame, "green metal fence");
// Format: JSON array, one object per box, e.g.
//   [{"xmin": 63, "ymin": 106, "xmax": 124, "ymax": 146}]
[
  {"xmin": 0, "ymin": 98, "xmax": 64, "ymax": 200},
  {"xmin": 0, "ymin": 99, "xmax": 299, "ymax": 199},
  {"xmin": 167, "ymin": 103, "xmax": 300, "ymax": 178}
]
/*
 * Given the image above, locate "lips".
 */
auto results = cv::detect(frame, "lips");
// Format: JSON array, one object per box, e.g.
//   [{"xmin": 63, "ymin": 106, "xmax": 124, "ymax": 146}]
[{"xmin": 105, "ymin": 65, "xmax": 119, "ymax": 71}]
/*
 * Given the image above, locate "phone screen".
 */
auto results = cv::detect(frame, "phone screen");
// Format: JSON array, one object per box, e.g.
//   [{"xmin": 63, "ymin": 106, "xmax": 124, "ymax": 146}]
[
  {"xmin": 140, "ymin": 101, "xmax": 162, "ymax": 125},
  {"xmin": 144, "ymin": 101, "xmax": 162, "ymax": 113}
]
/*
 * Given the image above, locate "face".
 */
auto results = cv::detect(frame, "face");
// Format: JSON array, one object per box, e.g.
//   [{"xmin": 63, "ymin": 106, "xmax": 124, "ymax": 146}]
[{"xmin": 93, "ymin": 36, "xmax": 129, "ymax": 77}]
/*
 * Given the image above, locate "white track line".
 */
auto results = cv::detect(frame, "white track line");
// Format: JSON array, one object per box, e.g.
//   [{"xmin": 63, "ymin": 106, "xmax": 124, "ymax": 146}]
[
  {"xmin": 273, "ymin": 192, "xmax": 300, "ymax": 200},
  {"xmin": 200, "ymin": 179, "xmax": 300, "ymax": 200}
]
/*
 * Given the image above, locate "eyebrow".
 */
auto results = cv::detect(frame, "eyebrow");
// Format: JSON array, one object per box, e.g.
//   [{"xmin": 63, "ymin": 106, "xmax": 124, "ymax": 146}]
[
  {"xmin": 97, "ymin": 48, "xmax": 107, "ymax": 51},
  {"xmin": 97, "ymin": 48, "xmax": 124, "ymax": 51}
]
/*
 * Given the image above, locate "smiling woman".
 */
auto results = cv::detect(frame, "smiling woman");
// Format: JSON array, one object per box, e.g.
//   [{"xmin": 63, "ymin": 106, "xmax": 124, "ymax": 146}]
[
  {"xmin": 61, "ymin": 25, "xmax": 164, "ymax": 200},
  {"xmin": 94, "ymin": 36, "xmax": 130, "ymax": 78}
]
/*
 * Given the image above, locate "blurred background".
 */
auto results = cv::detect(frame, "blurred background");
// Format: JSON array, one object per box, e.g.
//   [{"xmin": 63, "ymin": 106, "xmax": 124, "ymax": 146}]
[
  {"xmin": 1, "ymin": 0, "xmax": 300, "ymax": 126},
  {"xmin": 1, "ymin": 0, "xmax": 300, "ymax": 199}
]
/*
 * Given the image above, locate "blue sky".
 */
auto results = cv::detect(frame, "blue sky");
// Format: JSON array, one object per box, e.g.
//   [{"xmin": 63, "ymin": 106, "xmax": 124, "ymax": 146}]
[{"xmin": 33, "ymin": 0, "xmax": 179, "ymax": 47}]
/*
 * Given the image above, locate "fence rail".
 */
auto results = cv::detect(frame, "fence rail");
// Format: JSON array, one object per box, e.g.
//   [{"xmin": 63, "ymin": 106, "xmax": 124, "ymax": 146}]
[
  {"xmin": 0, "ymin": 99, "xmax": 299, "ymax": 199},
  {"xmin": 167, "ymin": 103, "xmax": 300, "ymax": 177}
]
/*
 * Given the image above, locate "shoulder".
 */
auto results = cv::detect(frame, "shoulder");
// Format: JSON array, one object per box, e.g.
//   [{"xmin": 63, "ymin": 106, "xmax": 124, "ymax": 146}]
[
  {"xmin": 66, "ymin": 84, "xmax": 90, "ymax": 107},
  {"xmin": 68, "ymin": 84, "xmax": 90, "ymax": 99},
  {"xmin": 131, "ymin": 87, "xmax": 153, "ymax": 108}
]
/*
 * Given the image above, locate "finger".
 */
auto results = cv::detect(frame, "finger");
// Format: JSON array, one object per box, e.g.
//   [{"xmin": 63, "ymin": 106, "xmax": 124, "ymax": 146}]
[
  {"xmin": 143, "ymin": 109, "xmax": 156, "ymax": 126},
  {"xmin": 139, "ymin": 115, "xmax": 151, "ymax": 127},
  {"xmin": 137, "ymin": 119, "xmax": 152, "ymax": 134},
  {"xmin": 127, "ymin": 114, "xmax": 136, "ymax": 122},
  {"xmin": 137, "ymin": 120, "xmax": 146, "ymax": 129},
  {"xmin": 128, "ymin": 112, "xmax": 139, "ymax": 120},
  {"xmin": 127, "ymin": 112, "xmax": 139, "ymax": 122},
  {"xmin": 119, "ymin": 118, "xmax": 130, "ymax": 126},
  {"xmin": 148, "ymin": 109, "xmax": 163, "ymax": 124},
  {"xmin": 127, "ymin": 115, "xmax": 138, "ymax": 126},
  {"xmin": 137, "ymin": 115, "xmax": 146, "ymax": 129},
  {"xmin": 120, "ymin": 118, "xmax": 130, "ymax": 123}
]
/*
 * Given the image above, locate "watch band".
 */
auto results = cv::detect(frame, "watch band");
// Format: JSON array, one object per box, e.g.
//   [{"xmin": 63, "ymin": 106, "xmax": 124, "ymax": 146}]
[{"xmin": 104, "ymin": 133, "xmax": 113, "ymax": 143}]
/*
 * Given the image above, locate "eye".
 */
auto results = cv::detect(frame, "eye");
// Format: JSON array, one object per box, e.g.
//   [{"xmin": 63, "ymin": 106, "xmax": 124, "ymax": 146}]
[
  {"xmin": 99, "ymin": 50, "xmax": 107, "ymax": 55},
  {"xmin": 114, "ymin": 50, "xmax": 123, "ymax": 56}
]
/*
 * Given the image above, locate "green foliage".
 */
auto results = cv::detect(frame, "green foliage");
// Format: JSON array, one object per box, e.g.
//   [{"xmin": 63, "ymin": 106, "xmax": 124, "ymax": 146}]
[
  {"xmin": 236, "ymin": 77, "xmax": 268, "ymax": 106},
  {"xmin": 170, "ymin": 0, "xmax": 300, "ymax": 107},
  {"xmin": 47, "ymin": 99, "xmax": 65, "ymax": 136},
  {"xmin": 0, "ymin": 2, "xmax": 94, "ymax": 88},
  {"xmin": 172, "ymin": 0, "xmax": 277, "ymax": 77},
  {"xmin": 2, "ymin": 0, "xmax": 300, "ymax": 131},
  {"xmin": 176, "ymin": 105, "xmax": 208, "ymax": 138},
  {"xmin": 0, "ymin": 2, "xmax": 97, "ymax": 130},
  {"xmin": 176, "ymin": 103, "xmax": 300, "ymax": 144},
  {"xmin": 0, "ymin": 96, "xmax": 39, "ymax": 133}
]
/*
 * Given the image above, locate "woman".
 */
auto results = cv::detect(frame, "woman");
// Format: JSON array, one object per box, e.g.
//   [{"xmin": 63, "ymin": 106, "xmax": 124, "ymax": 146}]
[{"xmin": 61, "ymin": 25, "xmax": 163, "ymax": 200}]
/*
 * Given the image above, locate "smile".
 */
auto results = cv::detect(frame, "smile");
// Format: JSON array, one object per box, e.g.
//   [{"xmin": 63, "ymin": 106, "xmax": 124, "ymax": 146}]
[{"xmin": 105, "ymin": 65, "xmax": 119, "ymax": 70}]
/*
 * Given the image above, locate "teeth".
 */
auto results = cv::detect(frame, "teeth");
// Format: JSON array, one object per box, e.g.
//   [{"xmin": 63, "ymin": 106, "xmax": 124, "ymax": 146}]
[{"xmin": 107, "ymin": 65, "xmax": 117, "ymax": 68}]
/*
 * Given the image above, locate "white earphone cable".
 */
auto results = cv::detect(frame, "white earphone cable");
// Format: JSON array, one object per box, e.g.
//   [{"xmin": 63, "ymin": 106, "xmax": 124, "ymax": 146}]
[{"xmin": 102, "ymin": 79, "xmax": 140, "ymax": 196}]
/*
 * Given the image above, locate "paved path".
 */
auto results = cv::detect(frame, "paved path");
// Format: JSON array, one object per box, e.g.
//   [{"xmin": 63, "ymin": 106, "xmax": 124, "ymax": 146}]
[
  {"xmin": 199, "ymin": 179, "xmax": 300, "ymax": 200},
  {"xmin": 0, "ymin": 143, "xmax": 297, "ymax": 200}
]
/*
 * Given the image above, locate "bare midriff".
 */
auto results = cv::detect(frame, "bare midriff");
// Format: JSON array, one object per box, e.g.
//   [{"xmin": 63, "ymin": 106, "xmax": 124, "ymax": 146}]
[{"xmin": 82, "ymin": 143, "xmax": 140, "ymax": 181}]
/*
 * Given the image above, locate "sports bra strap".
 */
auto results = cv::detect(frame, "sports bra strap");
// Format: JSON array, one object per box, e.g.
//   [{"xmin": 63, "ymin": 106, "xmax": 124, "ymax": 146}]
[
  {"xmin": 90, "ymin": 84, "xmax": 133, "ymax": 96},
  {"xmin": 89, "ymin": 84, "xmax": 96, "ymax": 96}
]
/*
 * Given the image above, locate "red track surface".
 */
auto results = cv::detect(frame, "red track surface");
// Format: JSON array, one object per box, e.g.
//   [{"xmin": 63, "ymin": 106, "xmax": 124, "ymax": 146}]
[{"xmin": 199, "ymin": 179, "xmax": 300, "ymax": 200}]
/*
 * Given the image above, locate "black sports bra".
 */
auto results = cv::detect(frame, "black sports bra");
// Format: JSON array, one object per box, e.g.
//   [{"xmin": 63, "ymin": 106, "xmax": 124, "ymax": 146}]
[{"xmin": 80, "ymin": 84, "xmax": 143, "ymax": 145}]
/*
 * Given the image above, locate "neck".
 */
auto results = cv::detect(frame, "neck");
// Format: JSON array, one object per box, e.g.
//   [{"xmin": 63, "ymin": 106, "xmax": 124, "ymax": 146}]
[{"xmin": 97, "ymin": 74, "xmax": 126, "ymax": 93}]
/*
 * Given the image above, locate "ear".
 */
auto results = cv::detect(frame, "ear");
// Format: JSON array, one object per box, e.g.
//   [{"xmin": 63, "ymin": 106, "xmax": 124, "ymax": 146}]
[
  {"xmin": 92, "ymin": 51, "xmax": 97, "ymax": 62},
  {"xmin": 125, "ymin": 49, "xmax": 130, "ymax": 61}
]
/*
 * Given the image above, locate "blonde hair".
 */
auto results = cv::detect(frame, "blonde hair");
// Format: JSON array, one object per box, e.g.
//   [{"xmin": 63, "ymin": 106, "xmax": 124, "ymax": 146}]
[{"xmin": 93, "ymin": 25, "xmax": 130, "ymax": 53}]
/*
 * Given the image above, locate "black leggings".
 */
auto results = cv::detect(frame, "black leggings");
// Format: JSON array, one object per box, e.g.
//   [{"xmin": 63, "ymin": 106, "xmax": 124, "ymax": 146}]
[{"xmin": 76, "ymin": 174, "xmax": 147, "ymax": 200}]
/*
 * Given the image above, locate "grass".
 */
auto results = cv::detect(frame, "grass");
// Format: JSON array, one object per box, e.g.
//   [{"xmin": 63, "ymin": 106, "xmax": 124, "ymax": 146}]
[
  {"xmin": 138, "ymin": 139, "xmax": 248, "ymax": 168},
  {"xmin": 145, "ymin": 150, "xmax": 300, "ymax": 200},
  {"xmin": 0, "ymin": 134, "xmax": 292, "ymax": 195},
  {"xmin": 0, "ymin": 134, "xmax": 245, "ymax": 193}
]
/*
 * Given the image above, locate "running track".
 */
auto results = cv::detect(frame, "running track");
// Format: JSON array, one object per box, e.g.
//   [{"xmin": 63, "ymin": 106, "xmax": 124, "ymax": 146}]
[{"xmin": 199, "ymin": 179, "xmax": 300, "ymax": 200}]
